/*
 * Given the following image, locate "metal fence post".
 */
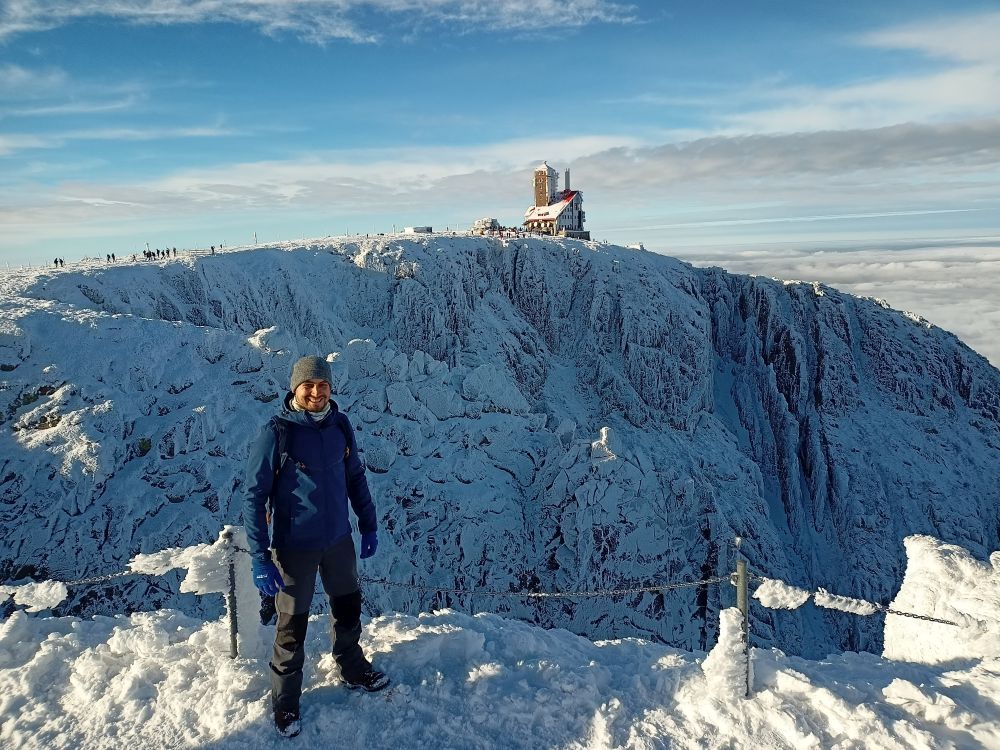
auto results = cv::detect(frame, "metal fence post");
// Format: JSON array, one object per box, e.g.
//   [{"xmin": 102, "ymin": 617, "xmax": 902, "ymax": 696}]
[
  {"xmin": 221, "ymin": 529, "xmax": 239, "ymax": 659},
  {"xmin": 735, "ymin": 558, "xmax": 750, "ymax": 697}
]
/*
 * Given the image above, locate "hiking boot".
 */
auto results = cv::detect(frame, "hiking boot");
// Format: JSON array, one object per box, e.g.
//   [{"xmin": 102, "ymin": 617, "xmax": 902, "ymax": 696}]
[
  {"xmin": 344, "ymin": 668, "xmax": 390, "ymax": 692},
  {"xmin": 274, "ymin": 710, "xmax": 301, "ymax": 738}
]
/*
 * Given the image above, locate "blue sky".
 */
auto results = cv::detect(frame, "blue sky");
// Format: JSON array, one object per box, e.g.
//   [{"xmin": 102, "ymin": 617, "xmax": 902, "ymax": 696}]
[
  {"xmin": 1, "ymin": 2, "xmax": 999, "ymax": 283},
  {"xmin": 2, "ymin": 1, "xmax": 998, "ymax": 363}
]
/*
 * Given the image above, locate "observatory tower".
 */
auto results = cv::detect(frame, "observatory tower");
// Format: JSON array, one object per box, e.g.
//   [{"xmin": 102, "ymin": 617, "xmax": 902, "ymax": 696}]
[{"xmin": 523, "ymin": 161, "xmax": 589, "ymax": 239}]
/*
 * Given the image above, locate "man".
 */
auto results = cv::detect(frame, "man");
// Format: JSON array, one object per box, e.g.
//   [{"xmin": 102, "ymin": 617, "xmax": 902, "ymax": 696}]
[{"xmin": 243, "ymin": 355, "xmax": 388, "ymax": 738}]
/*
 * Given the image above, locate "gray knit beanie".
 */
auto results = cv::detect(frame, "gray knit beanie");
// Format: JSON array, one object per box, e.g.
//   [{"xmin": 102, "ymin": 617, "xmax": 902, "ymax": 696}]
[{"xmin": 290, "ymin": 355, "xmax": 332, "ymax": 392}]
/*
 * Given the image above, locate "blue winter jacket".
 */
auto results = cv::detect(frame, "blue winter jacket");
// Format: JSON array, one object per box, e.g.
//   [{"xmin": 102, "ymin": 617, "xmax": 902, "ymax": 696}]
[{"xmin": 242, "ymin": 394, "xmax": 377, "ymax": 556}]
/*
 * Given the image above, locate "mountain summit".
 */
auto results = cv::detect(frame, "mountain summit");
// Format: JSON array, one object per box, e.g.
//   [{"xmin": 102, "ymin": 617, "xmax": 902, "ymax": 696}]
[{"xmin": 1, "ymin": 235, "xmax": 997, "ymax": 656}]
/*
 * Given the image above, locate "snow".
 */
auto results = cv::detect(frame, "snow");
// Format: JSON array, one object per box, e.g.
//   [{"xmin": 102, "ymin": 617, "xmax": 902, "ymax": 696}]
[
  {"xmin": 884, "ymin": 535, "xmax": 1000, "ymax": 665},
  {"xmin": 753, "ymin": 578, "xmax": 811, "ymax": 610},
  {"xmin": 1, "ymin": 601, "xmax": 998, "ymax": 749},
  {"xmin": 0, "ymin": 580, "xmax": 68, "ymax": 612},
  {"xmin": 589, "ymin": 425, "xmax": 618, "ymax": 461},
  {"xmin": 0, "ymin": 224, "xmax": 998, "ymax": 745},
  {"xmin": 701, "ymin": 607, "xmax": 751, "ymax": 699},
  {"xmin": 0, "ymin": 532, "xmax": 997, "ymax": 746},
  {"xmin": 130, "ymin": 527, "xmax": 237, "ymax": 597},
  {"xmin": 813, "ymin": 588, "xmax": 880, "ymax": 616}
]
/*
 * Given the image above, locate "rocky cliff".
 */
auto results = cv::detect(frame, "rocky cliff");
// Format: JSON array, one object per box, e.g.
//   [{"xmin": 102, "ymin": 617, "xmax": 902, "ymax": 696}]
[{"xmin": 1, "ymin": 235, "xmax": 997, "ymax": 656}]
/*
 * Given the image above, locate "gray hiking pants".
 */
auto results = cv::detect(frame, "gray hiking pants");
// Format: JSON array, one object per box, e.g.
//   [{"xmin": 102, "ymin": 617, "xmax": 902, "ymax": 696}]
[{"xmin": 269, "ymin": 535, "xmax": 371, "ymax": 713}]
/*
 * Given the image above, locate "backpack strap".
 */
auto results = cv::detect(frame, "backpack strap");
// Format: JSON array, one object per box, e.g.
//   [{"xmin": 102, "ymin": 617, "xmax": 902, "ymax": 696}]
[
  {"xmin": 333, "ymin": 409, "xmax": 353, "ymax": 460},
  {"xmin": 271, "ymin": 416, "xmax": 290, "ymax": 473},
  {"xmin": 266, "ymin": 416, "xmax": 291, "ymax": 526}
]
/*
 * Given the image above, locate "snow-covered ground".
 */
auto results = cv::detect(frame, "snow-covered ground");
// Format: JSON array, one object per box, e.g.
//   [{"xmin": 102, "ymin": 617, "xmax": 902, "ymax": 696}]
[
  {"xmin": 1, "ymin": 602, "xmax": 997, "ymax": 749},
  {"xmin": 2, "ymin": 530, "xmax": 998, "ymax": 749}
]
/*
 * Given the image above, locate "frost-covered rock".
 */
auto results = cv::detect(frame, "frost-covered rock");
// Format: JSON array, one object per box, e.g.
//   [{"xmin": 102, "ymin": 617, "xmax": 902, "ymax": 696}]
[
  {"xmin": 590, "ymin": 426, "xmax": 618, "ymax": 461},
  {"xmin": 462, "ymin": 364, "xmax": 529, "ymax": 414},
  {"xmin": 385, "ymin": 383, "xmax": 418, "ymax": 417},
  {"xmin": 0, "ymin": 235, "xmax": 998, "ymax": 658}
]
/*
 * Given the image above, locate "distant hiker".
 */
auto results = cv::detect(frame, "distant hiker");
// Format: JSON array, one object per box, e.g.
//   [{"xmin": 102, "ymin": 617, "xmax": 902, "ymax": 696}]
[
  {"xmin": 210, "ymin": 245, "xmax": 215, "ymax": 255},
  {"xmin": 111, "ymin": 253, "xmax": 116, "ymax": 262},
  {"xmin": 53, "ymin": 258, "xmax": 58, "ymax": 268},
  {"xmin": 242, "ymin": 355, "xmax": 387, "ymax": 738},
  {"xmin": 106, "ymin": 253, "xmax": 111, "ymax": 263},
  {"xmin": 172, "ymin": 247, "xmax": 177, "ymax": 257}
]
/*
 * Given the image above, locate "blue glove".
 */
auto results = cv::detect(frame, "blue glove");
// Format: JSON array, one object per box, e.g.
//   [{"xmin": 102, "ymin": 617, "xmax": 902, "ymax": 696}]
[
  {"xmin": 252, "ymin": 555, "xmax": 285, "ymax": 597},
  {"xmin": 360, "ymin": 531, "xmax": 378, "ymax": 559}
]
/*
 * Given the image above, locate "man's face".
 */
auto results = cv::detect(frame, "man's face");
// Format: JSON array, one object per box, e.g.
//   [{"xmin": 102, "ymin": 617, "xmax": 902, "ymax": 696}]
[{"xmin": 294, "ymin": 379, "xmax": 331, "ymax": 412}]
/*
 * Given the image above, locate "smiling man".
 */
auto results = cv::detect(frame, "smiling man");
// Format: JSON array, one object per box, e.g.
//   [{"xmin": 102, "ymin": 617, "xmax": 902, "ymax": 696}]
[{"xmin": 242, "ymin": 354, "xmax": 387, "ymax": 738}]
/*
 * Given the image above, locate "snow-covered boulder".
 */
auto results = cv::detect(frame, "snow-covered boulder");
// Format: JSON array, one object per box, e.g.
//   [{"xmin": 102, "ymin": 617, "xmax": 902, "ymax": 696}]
[{"xmin": 461, "ymin": 364, "xmax": 529, "ymax": 414}]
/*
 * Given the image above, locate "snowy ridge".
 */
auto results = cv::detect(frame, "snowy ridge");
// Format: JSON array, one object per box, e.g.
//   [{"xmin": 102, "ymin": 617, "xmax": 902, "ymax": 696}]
[{"xmin": 1, "ymin": 235, "xmax": 998, "ymax": 657}]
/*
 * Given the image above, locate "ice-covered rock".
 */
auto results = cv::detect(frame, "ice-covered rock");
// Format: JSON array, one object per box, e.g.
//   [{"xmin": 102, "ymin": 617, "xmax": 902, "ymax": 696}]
[{"xmin": 0, "ymin": 235, "xmax": 997, "ymax": 657}]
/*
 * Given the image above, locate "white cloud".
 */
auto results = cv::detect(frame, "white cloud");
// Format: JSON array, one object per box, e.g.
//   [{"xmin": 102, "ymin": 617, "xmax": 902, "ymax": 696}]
[
  {"xmin": 0, "ymin": 122, "xmax": 241, "ymax": 156},
  {"xmin": 858, "ymin": 11, "xmax": 1000, "ymax": 65},
  {"xmin": 0, "ymin": 1, "xmax": 636, "ymax": 43},
  {"xmin": 6, "ymin": 95, "xmax": 140, "ymax": 117},
  {"xmin": 0, "ymin": 133, "xmax": 49, "ymax": 156},
  {"xmin": 1, "ymin": 122, "xmax": 996, "ymax": 239},
  {"xmin": 672, "ymin": 244, "xmax": 1000, "ymax": 369},
  {"xmin": 718, "ymin": 12, "xmax": 1000, "ymax": 134},
  {"xmin": 0, "ymin": 62, "xmax": 153, "ymax": 131},
  {"xmin": 0, "ymin": 63, "xmax": 67, "ymax": 95},
  {"xmin": 603, "ymin": 208, "xmax": 984, "ymax": 233}
]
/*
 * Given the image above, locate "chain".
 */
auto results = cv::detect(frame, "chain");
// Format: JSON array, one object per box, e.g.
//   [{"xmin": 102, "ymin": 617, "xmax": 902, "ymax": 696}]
[
  {"xmin": 880, "ymin": 607, "xmax": 960, "ymax": 627},
  {"xmin": 228, "ymin": 537, "xmax": 730, "ymax": 598},
  {"xmin": 63, "ymin": 570, "xmax": 140, "ymax": 587},
  {"xmin": 39, "ymin": 544, "xmax": 965, "ymax": 627},
  {"xmin": 53, "ymin": 537, "xmax": 246, "ymax": 588},
  {"xmin": 358, "ymin": 574, "xmax": 730, "ymax": 599},
  {"xmin": 748, "ymin": 574, "xmax": 960, "ymax": 627}
]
